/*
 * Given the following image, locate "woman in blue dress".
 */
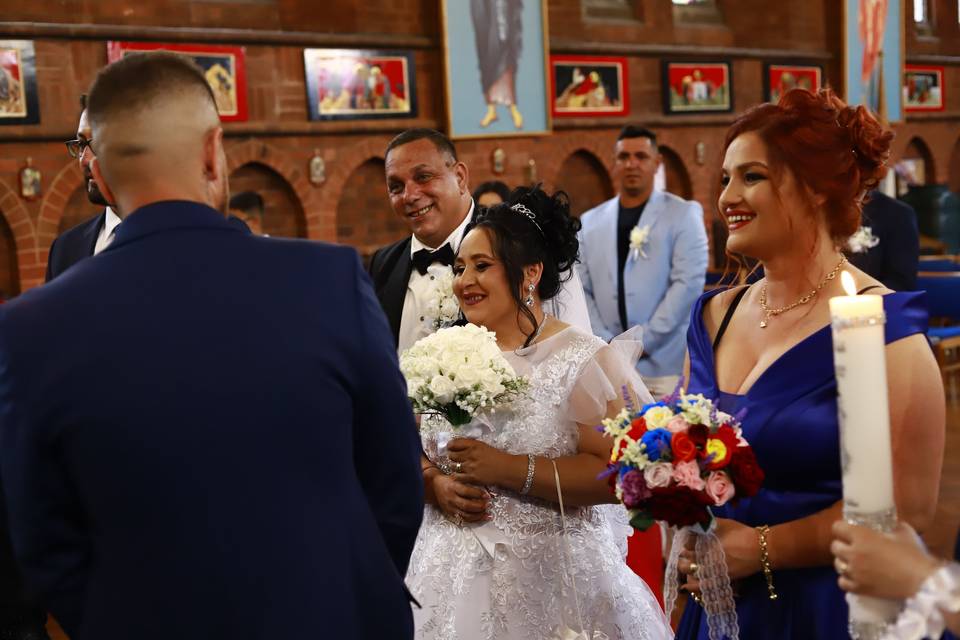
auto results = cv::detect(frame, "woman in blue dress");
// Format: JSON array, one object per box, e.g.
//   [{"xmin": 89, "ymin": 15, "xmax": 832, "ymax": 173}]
[{"xmin": 674, "ymin": 88, "xmax": 946, "ymax": 639}]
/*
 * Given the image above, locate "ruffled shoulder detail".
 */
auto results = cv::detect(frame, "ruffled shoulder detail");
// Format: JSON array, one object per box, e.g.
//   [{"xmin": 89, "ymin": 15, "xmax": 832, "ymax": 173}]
[{"xmin": 567, "ymin": 332, "xmax": 655, "ymax": 426}]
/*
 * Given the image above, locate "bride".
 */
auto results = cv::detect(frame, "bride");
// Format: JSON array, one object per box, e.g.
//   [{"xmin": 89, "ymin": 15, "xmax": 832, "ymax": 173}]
[{"xmin": 406, "ymin": 186, "xmax": 671, "ymax": 639}]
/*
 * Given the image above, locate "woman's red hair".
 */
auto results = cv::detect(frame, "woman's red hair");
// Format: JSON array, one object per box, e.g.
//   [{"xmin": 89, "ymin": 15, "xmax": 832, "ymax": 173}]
[{"xmin": 723, "ymin": 88, "xmax": 893, "ymax": 245}]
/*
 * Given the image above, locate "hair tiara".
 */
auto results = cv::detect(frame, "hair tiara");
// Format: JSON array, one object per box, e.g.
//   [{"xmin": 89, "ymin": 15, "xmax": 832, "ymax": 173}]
[{"xmin": 510, "ymin": 203, "xmax": 545, "ymax": 236}]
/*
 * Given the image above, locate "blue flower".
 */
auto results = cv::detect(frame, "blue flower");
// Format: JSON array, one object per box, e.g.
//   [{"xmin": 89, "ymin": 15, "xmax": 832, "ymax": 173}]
[
  {"xmin": 639, "ymin": 401, "xmax": 666, "ymax": 415},
  {"xmin": 640, "ymin": 428, "xmax": 673, "ymax": 462}
]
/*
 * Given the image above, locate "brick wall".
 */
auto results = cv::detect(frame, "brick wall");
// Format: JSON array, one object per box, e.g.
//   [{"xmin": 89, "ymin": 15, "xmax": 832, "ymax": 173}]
[{"xmin": 1, "ymin": 0, "xmax": 959, "ymax": 294}]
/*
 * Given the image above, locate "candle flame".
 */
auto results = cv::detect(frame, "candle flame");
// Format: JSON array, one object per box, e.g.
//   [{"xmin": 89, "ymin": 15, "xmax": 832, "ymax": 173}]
[{"xmin": 841, "ymin": 270, "xmax": 857, "ymax": 296}]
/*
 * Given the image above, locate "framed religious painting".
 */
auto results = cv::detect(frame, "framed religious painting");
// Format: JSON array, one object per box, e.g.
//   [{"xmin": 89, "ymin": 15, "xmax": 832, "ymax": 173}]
[
  {"xmin": 843, "ymin": 0, "xmax": 903, "ymax": 122},
  {"xmin": 441, "ymin": 0, "xmax": 551, "ymax": 139},
  {"xmin": 764, "ymin": 63, "xmax": 823, "ymax": 103},
  {"xmin": 107, "ymin": 41, "xmax": 248, "ymax": 122},
  {"xmin": 549, "ymin": 55, "xmax": 628, "ymax": 118},
  {"xmin": 661, "ymin": 61, "xmax": 732, "ymax": 114},
  {"xmin": 302, "ymin": 49, "xmax": 417, "ymax": 121},
  {"xmin": 0, "ymin": 40, "xmax": 40, "ymax": 126},
  {"xmin": 903, "ymin": 65, "xmax": 945, "ymax": 112}
]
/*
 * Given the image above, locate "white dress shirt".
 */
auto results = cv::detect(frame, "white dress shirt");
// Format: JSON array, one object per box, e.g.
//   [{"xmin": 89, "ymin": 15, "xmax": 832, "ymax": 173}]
[
  {"xmin": 398, "ymin": 205, "xmax": 475, "ymax": 354},
  {"xmin": 93, "ymin": 207, "xmax": 122, "ymax": 255},
  {"xmin": 396, "ymin": 201, "xmax": 594, "ymax": 353}
]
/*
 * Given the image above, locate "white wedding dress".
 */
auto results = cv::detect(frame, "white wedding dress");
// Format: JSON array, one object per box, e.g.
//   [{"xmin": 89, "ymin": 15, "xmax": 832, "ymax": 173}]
[{"xmin": 406, "ymin": 326, "xmax": 672, "ymax": 640}]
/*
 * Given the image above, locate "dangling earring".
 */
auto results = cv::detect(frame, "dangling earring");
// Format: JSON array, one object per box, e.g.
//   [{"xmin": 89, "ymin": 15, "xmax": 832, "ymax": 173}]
[{"xmin": 524, "ymin": 282, "xmax": 535, "ymax": 307}]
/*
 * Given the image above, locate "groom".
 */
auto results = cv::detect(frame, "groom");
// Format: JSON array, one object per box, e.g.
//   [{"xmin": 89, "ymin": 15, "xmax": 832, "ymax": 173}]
[
  {"xmin": 369, "ymin": 128, "xmax": 591, "ymax": 353},
  {"xmin": 0, "ymin": 52, "xmax": 423, "ymax": 640}
]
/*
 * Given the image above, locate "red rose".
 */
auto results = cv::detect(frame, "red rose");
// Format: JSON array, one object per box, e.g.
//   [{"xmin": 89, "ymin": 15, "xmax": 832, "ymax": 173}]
[
  {"xmin": 688, "ymin": 423, "xmax": 708, "ymax": 452},
  {"xmin": 728, "ymin": 446, "xmax": 765, "ymax": 497},
  {"xmin": 645, "ymin": 485, "xmax": 714, "ymax": 528},
  {"xmin": 628, "ymin": 417, "xmax": 647, "ymax": 440},
  {"xmin": 671, "ymin": 431, "xmax": 697, "ymax": 463}
]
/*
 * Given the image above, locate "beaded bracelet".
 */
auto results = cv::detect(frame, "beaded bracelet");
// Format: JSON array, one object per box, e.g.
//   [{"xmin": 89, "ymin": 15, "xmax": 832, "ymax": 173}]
[
  {"xmin": 520, "ymin": 454, "xmax": 536, "ymax": 495},
  {"xmin": 756, "ymin": 525, "xmax": 778, "ymax": 600}
]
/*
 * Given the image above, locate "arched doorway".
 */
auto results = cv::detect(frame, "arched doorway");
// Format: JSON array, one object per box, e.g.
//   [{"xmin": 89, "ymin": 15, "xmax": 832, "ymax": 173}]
[
  {"xmin": 229, "ymin": 162, "xmax": 307, "ymax": 238},
  {"xmin": 0, "ymin": 211, "xmax": 20, "ymax": 299},
  {"xmin": 553, "ymin": 150, "xmax": 614, "ymax": 217},
  {"xmin": 335, "ymin": 158, "xmax": 405, "ymax": 259},
  {"xmin": 657, "ymin": 146, "xmax": 694, "ymax": 200},
  {"xmin": 896, "ymin": 136, "xmax": 936, "ymax": 195},
  {"xmin": 59, "ymin": 185, "xmax": 103, "ymax": 234},
  {"xmin": 949, "ymin": 136, "xmax": 960, "ymax": 193}
]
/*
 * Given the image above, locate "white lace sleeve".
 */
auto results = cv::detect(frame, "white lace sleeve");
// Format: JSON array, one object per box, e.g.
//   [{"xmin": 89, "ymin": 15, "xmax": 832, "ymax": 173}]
[{"xmin": 567, "ymin": 334, "xmax": 655, "ymax": 427}]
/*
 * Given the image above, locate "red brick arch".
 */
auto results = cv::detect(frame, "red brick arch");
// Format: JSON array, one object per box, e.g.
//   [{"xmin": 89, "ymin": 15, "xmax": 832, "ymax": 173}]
[
  {"xmin": 225, "ymin": 140, "xmax": 322, "ymax": 239},
  {"xmin": 314, "ymin": 137, "xmax": 391, "ymax": 243},
  {"xmin": 0, "ymin": 177, "xmax": 41, "ymax": 291},
  {"xmin": 36, "ymin": 160, "xmax": 85, "ymax": 270},
  {"xmin": 544, "ymin": 136, "xmax": 614, "ymax": 191}
]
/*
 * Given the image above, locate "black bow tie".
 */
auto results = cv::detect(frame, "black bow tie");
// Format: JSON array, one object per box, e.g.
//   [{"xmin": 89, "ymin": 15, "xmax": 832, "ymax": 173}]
[{"xmin": 412, "ymin": 243, "xmax": 455, "ymax": 276}]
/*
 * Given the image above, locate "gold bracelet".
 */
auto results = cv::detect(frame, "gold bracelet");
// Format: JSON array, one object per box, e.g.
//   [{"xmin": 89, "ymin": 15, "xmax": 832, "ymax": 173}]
[{"xmin": 756, "ymin": 525, "xmax": 778, "ymax": 600}]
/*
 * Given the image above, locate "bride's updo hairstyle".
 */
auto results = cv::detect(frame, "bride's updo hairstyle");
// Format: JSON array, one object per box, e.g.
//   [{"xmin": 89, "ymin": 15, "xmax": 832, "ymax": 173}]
[
  {"xmin": 723, "ymin": 88, "xmax": 893, "ymax": 246},
  {"xmin": 470, "ymin": 184, "xmax": 580, "ymax": 344}
]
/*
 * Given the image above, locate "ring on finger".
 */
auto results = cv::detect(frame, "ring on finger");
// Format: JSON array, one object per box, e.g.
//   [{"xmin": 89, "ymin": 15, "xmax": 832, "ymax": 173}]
[
  {"xmin": 690, "ymin": 591, "xmax": 703, "ymax": 605},
  {"xmin": 454, "ymin": 461, "xmax": 463, "ymax": 474},
  {"xmin": 836, "ymin": 559, "xmax": 849, "ymax": 576},
  {"xmin": 688, "ymin": 562, "xmax": 699, "ymax": 575}
]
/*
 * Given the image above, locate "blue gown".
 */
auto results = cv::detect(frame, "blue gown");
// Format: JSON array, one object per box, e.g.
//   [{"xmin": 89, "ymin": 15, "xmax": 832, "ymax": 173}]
[{"xmin": 675, "ymin": 287, "xmax": 928, "ymax": 640}]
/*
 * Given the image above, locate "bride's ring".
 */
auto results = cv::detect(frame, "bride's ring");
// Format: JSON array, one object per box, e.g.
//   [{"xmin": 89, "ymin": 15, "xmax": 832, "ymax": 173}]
[
  {"xmin": 688, "ymin": 562, "xmax": 699, "ymax": 575},
  {"xmin": 454, "ymin": 461, "xmax": 463, "ymax": 474}
]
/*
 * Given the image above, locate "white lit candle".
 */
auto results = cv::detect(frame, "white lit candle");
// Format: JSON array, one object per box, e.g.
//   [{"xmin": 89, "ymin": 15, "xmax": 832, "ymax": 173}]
[
  {"xmin": 830, "ymin": 271, "xmax": 899, "ymax": 638},
  {"xmin": 829, "ymin": 271, "xmax": 895, "ymax": 516}
]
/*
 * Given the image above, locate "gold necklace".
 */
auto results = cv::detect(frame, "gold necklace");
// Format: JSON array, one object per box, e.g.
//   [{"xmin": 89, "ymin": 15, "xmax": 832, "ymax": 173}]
[{"xmin": 759, "ymin": 256, "xmax": 847, "ymax": 328}]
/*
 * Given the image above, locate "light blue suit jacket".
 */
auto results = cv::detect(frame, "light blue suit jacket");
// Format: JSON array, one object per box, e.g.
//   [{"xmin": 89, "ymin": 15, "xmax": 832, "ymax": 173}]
[{"xmin": 577, "ymin": 191, "xmax": 708, "ymax": 378}]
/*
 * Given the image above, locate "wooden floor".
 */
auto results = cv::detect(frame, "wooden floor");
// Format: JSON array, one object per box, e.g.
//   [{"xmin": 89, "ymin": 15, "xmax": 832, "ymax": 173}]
[{"xmin": 45, "ymin": 382, "xmax": 960, "ymax": 640}]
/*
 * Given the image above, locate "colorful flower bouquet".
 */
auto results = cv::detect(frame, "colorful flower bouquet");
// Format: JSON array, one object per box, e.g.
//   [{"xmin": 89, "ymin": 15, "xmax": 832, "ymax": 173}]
[
  {"xmin": 399, "ymin": 324, "xmax": 528, "ymax": 427},
  {"xmin": 601, "ymin": 386, "xmax": 765, "ymax": 640},
  {"xmin": 601, "ymin": 389, "xmax": 763, "ymax": 531}
]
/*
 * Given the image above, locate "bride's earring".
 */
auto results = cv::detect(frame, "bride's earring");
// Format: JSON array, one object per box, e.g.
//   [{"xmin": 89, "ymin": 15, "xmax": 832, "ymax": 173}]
[{"xmin": 524, "ymin": 283, "xmax": 535, "ymax": 307}]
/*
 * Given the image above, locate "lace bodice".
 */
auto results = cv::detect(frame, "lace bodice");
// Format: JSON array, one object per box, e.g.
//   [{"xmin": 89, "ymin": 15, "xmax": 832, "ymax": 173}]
[{"xmin": 408, "ymin": 327, "xmax": 669, "ymax": 640}]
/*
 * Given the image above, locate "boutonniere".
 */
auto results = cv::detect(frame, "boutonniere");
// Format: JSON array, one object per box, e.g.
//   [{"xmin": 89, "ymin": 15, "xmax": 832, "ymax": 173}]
[
  {"xmin": 847, "ymin": 226, "xmax": 879, "ymax": 254},
  {"xmin": 629, "ymin": 224, "xmax": 651, "ymax": 261},
  {"xmin": 423, "ymin": 269, "xmax": 460, "ymax": 331}
]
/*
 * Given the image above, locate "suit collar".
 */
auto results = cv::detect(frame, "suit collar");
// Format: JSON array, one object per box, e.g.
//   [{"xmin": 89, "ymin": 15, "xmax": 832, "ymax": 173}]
[
  {"xmin": 108, "ymin": 201, "xmax": 237, "ymax": 249},
  {"xmin": 80, "ymin": 211, "xmax": 107, "ymax": 256},
  {"xmin": 383, "ymin": 238, "xmax": 413, "ymax": 342}
]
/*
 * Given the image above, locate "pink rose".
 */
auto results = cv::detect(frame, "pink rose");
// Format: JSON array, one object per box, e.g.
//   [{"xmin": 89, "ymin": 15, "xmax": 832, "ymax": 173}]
[
  {"xmin": 672, "ymin": 460, "xmax": 705, "ymax": 491},
  {"xmin": 706, "ymin": 470, "xmax": 736, "ymax": 506},
  {"xmin": 666, "ymin": 416, "xmax": 690, "ymax": 434},
  {"xmin": 643, "ymin": 462, "xmax": 673, "ymax": 489}
]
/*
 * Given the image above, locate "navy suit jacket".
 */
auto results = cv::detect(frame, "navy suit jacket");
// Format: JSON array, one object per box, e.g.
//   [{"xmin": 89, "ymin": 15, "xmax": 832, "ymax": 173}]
[
  {"xmin": 0, "ymin": 201, "xmax": 423, "ymax": 639},
  {"xmin": 848, "ymin": 191, "xmax": 919, "ymax": 291},
  {"xmin": 44, "ymin": 211, "xmax": 105, "ymax": 282}
]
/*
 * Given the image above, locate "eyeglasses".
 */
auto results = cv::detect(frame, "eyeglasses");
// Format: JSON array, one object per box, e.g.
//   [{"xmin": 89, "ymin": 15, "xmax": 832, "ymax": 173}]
[{"xmin": 65, "ymin": 137, "xmax": 93, "ymax": 159}]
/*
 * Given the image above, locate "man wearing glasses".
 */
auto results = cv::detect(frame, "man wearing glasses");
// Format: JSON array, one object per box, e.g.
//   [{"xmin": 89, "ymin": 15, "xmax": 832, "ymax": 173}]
[{"xmin": 46, "ymin": 95, "xmax": 121, "ymax": 282}]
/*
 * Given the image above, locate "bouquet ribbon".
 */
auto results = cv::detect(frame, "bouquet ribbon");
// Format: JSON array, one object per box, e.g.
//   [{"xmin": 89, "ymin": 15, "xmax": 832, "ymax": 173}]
[{"xmin": 664, "ymin": 523, "xmax": 740, "ymax": 640}]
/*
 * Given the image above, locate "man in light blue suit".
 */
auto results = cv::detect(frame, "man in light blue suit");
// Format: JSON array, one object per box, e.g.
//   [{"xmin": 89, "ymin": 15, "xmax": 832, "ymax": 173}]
[{"xmin": 578, "ymin": 125, "xmax": 708, "ymax": 396}]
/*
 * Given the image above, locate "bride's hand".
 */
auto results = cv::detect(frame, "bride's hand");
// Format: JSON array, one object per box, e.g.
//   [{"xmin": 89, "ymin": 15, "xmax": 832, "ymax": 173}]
[
  {"xmin": 432, "ymin": 474, "xmax": 491, "ymax": 524},
  {"xmin": 446, "ymin": 438, "xmax": 512, "ymax": 488},
  {"xmin": 678, "ymin": 518, "xmax": 762, "ymax": 587}
]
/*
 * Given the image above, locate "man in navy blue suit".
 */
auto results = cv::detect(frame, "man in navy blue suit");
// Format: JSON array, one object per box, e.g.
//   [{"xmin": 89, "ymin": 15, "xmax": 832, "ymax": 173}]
[
  {"xmin": 847, "ymin": 190, "xmax": 919, "ymax": 291},
  {"xmin": 45, "ymin": 95, "xmax": 121, "ymax": 282},
  {"xmin": 0, "ymin": 52, "xmax": 423, "ymax": 640}
]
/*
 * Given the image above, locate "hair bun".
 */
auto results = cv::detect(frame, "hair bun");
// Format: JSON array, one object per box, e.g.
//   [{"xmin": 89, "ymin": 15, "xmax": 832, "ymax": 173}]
[{"xmin": 507, "ymin": 184, "xmax": 581, "ymax": 276}]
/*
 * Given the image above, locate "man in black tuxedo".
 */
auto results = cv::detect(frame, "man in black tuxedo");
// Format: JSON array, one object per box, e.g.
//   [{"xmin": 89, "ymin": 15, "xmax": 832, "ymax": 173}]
[
  {"xmin": 45, "ymin": 96, "xmax": 121, "ymax": 282},
  {"xmin": 848, "ymin": 190, "xmax": 919, "ymax": 291},
  {"xmin": 369, "ymin": 128, "xmax": 591, "ymax": 353},
  {"xmin": 0, "ymin": 52, "xmax": 422, "ymax": 640}
]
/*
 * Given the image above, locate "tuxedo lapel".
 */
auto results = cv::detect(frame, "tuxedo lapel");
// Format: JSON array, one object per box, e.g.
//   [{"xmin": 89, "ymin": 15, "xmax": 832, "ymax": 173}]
[
  {"xmin": 382, "ymin": 240, "xmax": 413, "ymax": 345},
  {"xmin": 82, "ymin": 212, "xmax": 106, "ymax": 257}
]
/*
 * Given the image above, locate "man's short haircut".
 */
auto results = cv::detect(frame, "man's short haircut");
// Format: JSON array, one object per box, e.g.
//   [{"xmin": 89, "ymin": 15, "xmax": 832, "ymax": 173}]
[
  {"xmin": 229, "ymin": 192, "xmax": 264, "ymax": 217},
  {"xmin": 86, "ymin": 51, "xmax": 217, "ymax": 128},
  {"xmin": 385, "ymin": 128, "xmax": 458, "ymax": 164},
  {"xmin": 617, "ymin": 125, "xmax": 658, "ymax": 149}
]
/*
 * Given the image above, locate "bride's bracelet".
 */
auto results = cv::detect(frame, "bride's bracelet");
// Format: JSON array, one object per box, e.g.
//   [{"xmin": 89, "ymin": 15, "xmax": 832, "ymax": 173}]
[
  {"xmin": 520, "ymin": 454, "xmax": 536, "ymax": 495},
  {"xmin": 884, "ymin": 562, "xmax": 960, "ymax": 640}
]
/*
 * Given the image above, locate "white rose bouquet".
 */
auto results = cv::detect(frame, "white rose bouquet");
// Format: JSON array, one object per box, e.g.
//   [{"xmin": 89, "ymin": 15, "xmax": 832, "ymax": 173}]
[{"xmin": 399, "ymin": 324, "xmax": 528, "ymax": 427}]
